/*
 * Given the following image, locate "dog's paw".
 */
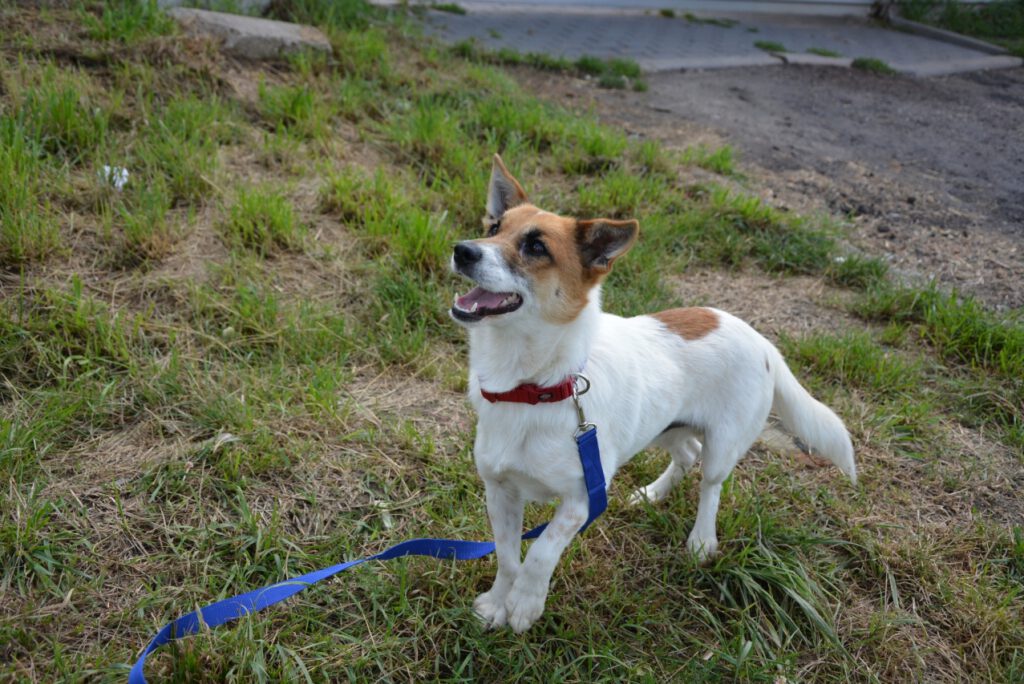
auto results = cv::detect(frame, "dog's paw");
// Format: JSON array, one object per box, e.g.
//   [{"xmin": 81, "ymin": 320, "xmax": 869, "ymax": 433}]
[
  {"xmin": 473, "ymin": 590, "xmax": 509, "ymax": 629},
  {"xmin": 628, "ymin": 486, "xmax": 658, "ymax": 506},
  {"xmin": 505, "ymin": 585, "xmax": 547, "ymax": 634},
  {"xmin": 687, "ymin": 533, "xmax": 719, "ymax": 563}
]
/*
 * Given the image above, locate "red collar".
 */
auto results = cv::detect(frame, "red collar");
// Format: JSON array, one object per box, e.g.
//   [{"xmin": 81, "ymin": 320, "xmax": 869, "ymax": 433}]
[{"xmin": 480, "ymin": 377, "xmax": 575, "ymax": 405}]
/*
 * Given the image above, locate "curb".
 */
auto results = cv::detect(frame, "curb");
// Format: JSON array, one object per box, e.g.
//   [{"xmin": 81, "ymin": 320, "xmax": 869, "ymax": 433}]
[
  {"xmin": 891, "ymin": 54, "xmax": 1024, "ymax": 77},
  {"xmin": 886, "ymin": 9, "xmax": 1012, "ymax": 57},
  {"xmin": 642, "ymin": 54, "xmax": 781, "ymax": 72},
  {"xmin": 777, "ymin": 53, "xmax": 853, "ymax": 67}
]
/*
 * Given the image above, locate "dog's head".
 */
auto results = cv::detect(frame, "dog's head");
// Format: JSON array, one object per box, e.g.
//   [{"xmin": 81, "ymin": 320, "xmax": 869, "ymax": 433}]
[{"xmin": 450, "ymin": 155, "xmax": 638, "ymax": 327}]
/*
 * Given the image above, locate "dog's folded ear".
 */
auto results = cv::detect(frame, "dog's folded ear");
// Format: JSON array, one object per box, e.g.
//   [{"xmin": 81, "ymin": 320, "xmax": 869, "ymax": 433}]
[
  {"xmin": 485, "ymin": 154, "xmax": 528, "ymax": 224},
  {"xmin": 576, "ymin": 219, "xmax": 640, "ymax": 274}
]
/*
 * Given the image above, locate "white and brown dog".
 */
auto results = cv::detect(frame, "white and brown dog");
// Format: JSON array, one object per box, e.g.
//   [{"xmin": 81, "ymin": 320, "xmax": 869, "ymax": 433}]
[{"xmin": 449, "ymin": 155, "xmax": 856, "ymax": 633}]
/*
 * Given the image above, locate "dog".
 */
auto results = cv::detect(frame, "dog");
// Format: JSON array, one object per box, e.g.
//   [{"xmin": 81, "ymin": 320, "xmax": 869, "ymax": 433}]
[{"xmin": 449, "ymin": 155, "xmax": 856, "ymax": 633}]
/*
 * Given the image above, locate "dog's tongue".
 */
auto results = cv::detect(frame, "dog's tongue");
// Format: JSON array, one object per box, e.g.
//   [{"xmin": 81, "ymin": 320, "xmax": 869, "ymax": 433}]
[{"xmin": 456, "ymin": 286, "xmax": 509, "ymax": 310}]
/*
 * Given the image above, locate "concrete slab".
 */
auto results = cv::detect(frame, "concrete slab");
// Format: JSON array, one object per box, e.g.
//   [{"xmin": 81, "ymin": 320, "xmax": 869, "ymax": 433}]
[
  {"xmin": 167, "ymin": 8, "xmax": 331, "ymax": 60},
  {"xmin": 408, "ymin": 1, "xmax": 1023, "ymax": 77}
]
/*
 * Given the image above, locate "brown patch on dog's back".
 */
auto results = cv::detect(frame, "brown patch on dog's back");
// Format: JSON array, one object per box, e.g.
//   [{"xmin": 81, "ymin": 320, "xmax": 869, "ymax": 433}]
[{"xmin": 653, "ymin": 307, "xmax": 720, "ymax": 340}]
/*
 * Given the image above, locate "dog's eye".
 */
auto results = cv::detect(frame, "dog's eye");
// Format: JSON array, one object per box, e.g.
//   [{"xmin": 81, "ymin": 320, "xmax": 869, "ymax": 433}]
[
  {"xmin": 486, "ymin": 221, "xmax": 500, "ymax": 237},
  {"xmin": 525, "ymin": 236, "xmax": 548, "ymax": 257}
]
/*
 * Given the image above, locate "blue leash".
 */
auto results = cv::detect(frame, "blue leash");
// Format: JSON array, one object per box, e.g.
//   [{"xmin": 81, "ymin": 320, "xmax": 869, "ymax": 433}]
[{"xmin": 128, "ymin": 426, "xmax": 605, "ymax": 683}]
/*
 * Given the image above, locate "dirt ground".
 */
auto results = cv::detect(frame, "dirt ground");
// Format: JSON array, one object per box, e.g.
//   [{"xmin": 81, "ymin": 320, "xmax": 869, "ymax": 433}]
[{"xmin": 519, "ymin": 64, "xmax": 1024, "ymax": 311}]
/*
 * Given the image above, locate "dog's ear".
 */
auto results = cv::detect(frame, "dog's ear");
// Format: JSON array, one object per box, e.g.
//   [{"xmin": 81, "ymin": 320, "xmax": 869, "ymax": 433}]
[
  {"xmin": 576, "ymin": 219, "xmax": 639, "ymax": 274},
  {"xmin": 485, "ymin": 154, "xmax": 528, "ymax": 224}
]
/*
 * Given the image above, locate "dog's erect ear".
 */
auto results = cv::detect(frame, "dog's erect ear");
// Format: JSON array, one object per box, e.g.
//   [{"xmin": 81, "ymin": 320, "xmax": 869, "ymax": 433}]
[
  {"xmin": 485, "ymin": 154, "xmax": 528, "ymax": 223},
  {"xmin": 576, "ymin": 219, "xmax": 639, "ymax": 274}
]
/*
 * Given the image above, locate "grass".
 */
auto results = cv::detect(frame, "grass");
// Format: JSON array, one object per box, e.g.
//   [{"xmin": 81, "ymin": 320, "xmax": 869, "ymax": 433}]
[
  {"xmin": 807, "ymin": 47, "xmax": 843, "ymax": 58},
  {"xmin": 221, "ymin": 187, "xmax": 306, "ymax": 255},
  {"xmin": 852, "ymin": 57, "xmax": 898, "ymax": 74},
  {"xmin": 897, "ymin": 0, "xmax": 1024, "ymax": 57},
  {"xmin": 451, "ymin": 41, "xmax": 647, "ymax": 91},
  {"xmin": 2, "ymin": 1, "xmax": 1023, "ymax": 682},
  {"xmin": 683, "ymin": 12, "xmax": 739, "ymax": 27},
  {"xmin": 431, "ymin": 2, "xmax": 467, "ymax": 14},
  {"xmin": 682, "ymin": 144, "xmax": 736, "ymax": 175},
  {"xmin": 754, "ymin": 40, "xmax": 787, "ymax": 53}
]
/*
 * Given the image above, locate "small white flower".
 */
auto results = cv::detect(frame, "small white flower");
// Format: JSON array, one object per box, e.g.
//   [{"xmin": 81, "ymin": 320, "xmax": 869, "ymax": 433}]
[{"xmin": 100, "ymin": 165, "xmax": 130, "ymax": 191}]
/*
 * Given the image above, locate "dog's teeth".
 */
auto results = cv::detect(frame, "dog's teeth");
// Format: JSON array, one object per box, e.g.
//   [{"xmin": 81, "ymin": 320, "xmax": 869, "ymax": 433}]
[{"xmin": 471, "ymin": 302, "xmax": 479, "ymax": 312}]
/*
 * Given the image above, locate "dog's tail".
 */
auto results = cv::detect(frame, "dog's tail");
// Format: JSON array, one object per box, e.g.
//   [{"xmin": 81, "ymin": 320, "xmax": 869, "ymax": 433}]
[{"xmin": 770, "ymin": 349, "xmax": 857, "ymax": 485}]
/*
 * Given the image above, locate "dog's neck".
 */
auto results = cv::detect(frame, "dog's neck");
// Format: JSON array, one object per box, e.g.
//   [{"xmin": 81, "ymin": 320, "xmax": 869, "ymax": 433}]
[{"xmin": 469, "ymin": 288, "xmax": 602, "ymax": 392}]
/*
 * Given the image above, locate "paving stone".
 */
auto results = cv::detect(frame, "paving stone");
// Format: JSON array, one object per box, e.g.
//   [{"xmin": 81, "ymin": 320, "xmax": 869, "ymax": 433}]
[{"xmin": 167, "ymin": 8, "xmax": 331, "ymax": 60}]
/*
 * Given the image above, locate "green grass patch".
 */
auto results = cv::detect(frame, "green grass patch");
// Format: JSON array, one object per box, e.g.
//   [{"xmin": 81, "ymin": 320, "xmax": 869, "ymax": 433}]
[
  {"xmin": 0, "ymin": 119, "xmax": 61, "ymax": 265},
  {"xmin": 431, "ymin": 2, "xmax": 467, "ymax": 14},
  {"xmin": 826, "ymin": 253, "xmax": 889, "ymax": 290},
  {"xmin": 754, "ymin": 40, "xmax": 787, "ymax": 53},
  {"xmin": 682, "ymin": 144, "xmax": 737, "ymax": 175},
  {"xmin": 898, "ymin": 0, "xmax": 1024, "ymax": 57},
  {"xmin": 781, "ymin": 330, "xmax": 924, "ymax": 397},
  {"xmin": 221, "ymin": 187, "xmax": 306, "ymax": 254},
  {"xmin": 807, "ymin": 47, "xmax": 843, "ymax": 57},
  {"xmin": 77, "ymin": 0, "xmax": 175, "ymax": 44},
  {"xmin": 448, "ymin": 41, "xmax": 644, "ymax": 90},
  {"xmin": 134, "ymin": 95, "xmax": 238, "ymax": 204},
  {"xmin": 684, "ymin": 12, "xmax": 739, "ymax": 27},
  {"xmin": 851, "ymin": 57, "xmax": 897, "ymax": 74}
]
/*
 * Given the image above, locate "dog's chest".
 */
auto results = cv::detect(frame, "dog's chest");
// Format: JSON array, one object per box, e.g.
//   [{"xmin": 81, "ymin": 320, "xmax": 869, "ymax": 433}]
[{"xmin": 473, "ymin": 406, "xmax": 582, "ymax": 502}]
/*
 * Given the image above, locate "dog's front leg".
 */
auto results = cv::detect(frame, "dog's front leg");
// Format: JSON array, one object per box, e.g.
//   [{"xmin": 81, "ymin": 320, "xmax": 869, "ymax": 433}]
[
  {"xmin": 504, "ymin": 494, "xmax": 588, "ymax": 633},
  {"xmin": 474, "ymin": 480, "xmax": 524, "ymax": 628}
]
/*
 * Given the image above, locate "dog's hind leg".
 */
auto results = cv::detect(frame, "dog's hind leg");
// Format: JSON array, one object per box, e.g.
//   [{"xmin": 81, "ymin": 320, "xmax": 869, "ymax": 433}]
[
  {"xmin": 687, "ymin": 419, "xmax": 764, "ymax": 562},
  {"xmin": 629, "ymin": 428, "xmax": 701, "ymax": 505}
]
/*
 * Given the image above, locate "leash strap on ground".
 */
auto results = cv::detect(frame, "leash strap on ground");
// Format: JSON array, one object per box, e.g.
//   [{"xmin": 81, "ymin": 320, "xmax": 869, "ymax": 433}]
[{"xmin": 128, "ymin": 427, "xmax": 604, "ymax": 683}]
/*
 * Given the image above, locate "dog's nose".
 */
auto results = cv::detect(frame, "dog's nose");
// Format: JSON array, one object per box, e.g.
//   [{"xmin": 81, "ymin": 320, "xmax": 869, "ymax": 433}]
[{"xmin": 453, "ymin": 241, "xmax": 483, "ymax": 269}]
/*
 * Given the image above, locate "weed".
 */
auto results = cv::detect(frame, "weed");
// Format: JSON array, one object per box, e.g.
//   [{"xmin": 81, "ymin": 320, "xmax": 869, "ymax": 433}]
[
  {"xmin": 574, "ymin": 55, "xmax": 607, "ymax": 76},
  {"xmin": 852, "ymin": 57, "xmax": 897, "ymax": 74},
  {"xmin": 0, "ymin": 488, "xmax": 84, "ymax": 597},
  {"xmin": 853, "ymin": 285, "xmax": 1024, "ymax": 379},
  {"xmin": 135, "ymin": 95, "xmax": 237, "ymax": 204},
  {"xmin": 898, "ymin": 0, "xmax": 1024, "ymax": 57},
  {"xmin": 682, "ymin": 144, "xmax": 736, "ymax": 175},
  {"xmin": 659, "ymin": 8, "xmax": 676, "ymax": 18},
  {"xmin": 684, "ymin": 13, "xmax": 739, "ymax": 27},
  {"xmin": 781, "ymin": 331, "xmax": 923, "ymax": 396},
  {"xmin": 5, "ymin": 62, "xmax": 112, "ymax": 163},
  {"xmin": 559, "ymin": 118, "xmax": 628, "ymax": 175},
  {"xmin": 0, "ymin": 120, "xmax": 60, "ymax": 264},
  {"xmin": 267, "ymin": 0, "xmax": 376, "ymax": 31},
  {"xmin": 598, "ymin": 72, "xmax": 627, "ymax": 89},
  {"xmin": 826, "ymin": 254, "xmax": 889, "ymax": 290},
  {"xmin": 807, "ymin": 47, "xmax": 843, "ymax": 57},
  {"xmin": 754, "ymin": 40, "xmax": 787, "ymax": 52},
  {"xmin": 257, "ymin": 82, "xmax": 331, "ymax": 139},
  {"xmin": 111, "ymin": 176, "xmax": 176, "ymax": 264},
  {"xmin": 78, "ymin": 0, "xmax": 175, "ymax": 43},
  {"xmin": 332, "ymin": 28, "xmax": 394, "ymax": 82},
  {"xmin": 221, "ymin": 187, "xmax": 305, "ymax": 254},
  {"xmin": 431, "ymin": 2, "xmax": 466, "ymax": 14}
]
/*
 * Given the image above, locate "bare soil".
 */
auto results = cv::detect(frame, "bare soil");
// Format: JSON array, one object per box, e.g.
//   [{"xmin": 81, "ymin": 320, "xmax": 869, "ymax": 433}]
[{"xmin": 518, "ymin": 64, "xmax": 1024, "ymax": 311}]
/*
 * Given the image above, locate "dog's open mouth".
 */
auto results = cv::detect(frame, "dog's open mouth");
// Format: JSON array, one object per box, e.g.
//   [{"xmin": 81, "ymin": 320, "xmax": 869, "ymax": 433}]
[{"xmin": 451, "ymin": 286, "xmax": 523, "ymax": 322}]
